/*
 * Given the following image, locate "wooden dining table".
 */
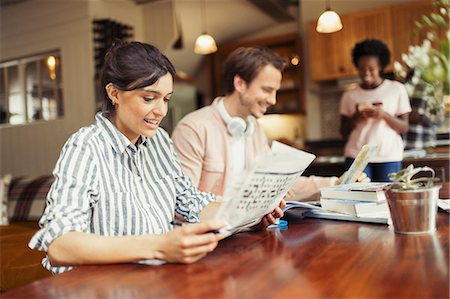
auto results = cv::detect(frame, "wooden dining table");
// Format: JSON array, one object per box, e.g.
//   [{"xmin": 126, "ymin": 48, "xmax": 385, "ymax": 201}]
[{"xmin": 3, "ymin": 212, "xmax": 449, "ymax": 299}]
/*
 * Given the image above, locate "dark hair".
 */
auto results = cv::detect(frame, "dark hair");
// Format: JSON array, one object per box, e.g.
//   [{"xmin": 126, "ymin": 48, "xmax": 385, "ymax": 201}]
[
  {"xmin": 351, "ymin": 39, "xmax": 391, "ymax": 71},
  {"xmin": 223, "ymin": 46, "xmax": 285, "ymax": 95},
  {"xmin": 100, "ymin": 41, "xmax": 176, "ymax": 115}
]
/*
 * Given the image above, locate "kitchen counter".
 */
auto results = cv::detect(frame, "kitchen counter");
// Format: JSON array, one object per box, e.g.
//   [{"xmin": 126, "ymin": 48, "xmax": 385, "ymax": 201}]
[{"xmin": 303, "ymin": 147, "xmax": 450, "ymax": 183}]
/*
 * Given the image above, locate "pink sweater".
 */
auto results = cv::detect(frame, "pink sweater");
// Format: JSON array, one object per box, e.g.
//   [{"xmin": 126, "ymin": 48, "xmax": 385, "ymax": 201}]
[{"xmin": 172, "ymin": 98, "xmax": 337, "ymax": 201}]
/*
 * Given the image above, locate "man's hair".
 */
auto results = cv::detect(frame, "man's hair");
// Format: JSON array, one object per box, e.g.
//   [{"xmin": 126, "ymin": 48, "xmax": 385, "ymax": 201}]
[
  {"xmin": 223, "ymin": 46, "xmax": 285, "ymax": 95},
  {"xmin": 100, "ymin": 41, "xmax": 176, "ymax": 116},
  {"xmin": 351, "ymin": 39, "xmax": 391, "ymax": 71}
]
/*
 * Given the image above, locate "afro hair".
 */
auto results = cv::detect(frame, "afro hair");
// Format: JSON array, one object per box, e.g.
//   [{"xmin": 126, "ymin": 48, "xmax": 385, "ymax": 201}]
[{"xmin": 351, "ymin": 39, "xmax": 391, "ymax": 70}]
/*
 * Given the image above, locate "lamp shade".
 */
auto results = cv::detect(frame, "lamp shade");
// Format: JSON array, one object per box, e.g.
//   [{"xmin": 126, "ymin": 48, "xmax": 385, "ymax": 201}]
[
  {"xmin": 316, "ymin": 9, "xmax": 343, "ymax": 33},
  {"xmin": 194, "ymin": 33, "xmax": 218, "ymax": 55}
]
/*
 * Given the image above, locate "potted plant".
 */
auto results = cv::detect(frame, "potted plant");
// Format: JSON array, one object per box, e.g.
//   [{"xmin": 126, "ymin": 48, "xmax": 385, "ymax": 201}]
[
  {"xmin": 385, "ymin": 164, "xmax": 441, "ymax": 234},
  {"xmin": 393, "ymin": 0, "xmax": 450, "ymax": 148}
]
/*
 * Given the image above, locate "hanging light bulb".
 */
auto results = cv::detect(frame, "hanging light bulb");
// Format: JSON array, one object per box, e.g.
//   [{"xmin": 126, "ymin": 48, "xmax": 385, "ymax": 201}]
[
  {"xmin": 316, "ymin": 0, "xmax": 343, "ymax": 33},
  {"xmin": 194, "ymin": 0, "xmax": 217, "ymax": 55},
  {"xmin": 46, "ymin": 55, "xmax": 57, "ymax": 80},
  {"xmin": 195, "ymin": 33, "xmax": 217, "ymax": 55}
]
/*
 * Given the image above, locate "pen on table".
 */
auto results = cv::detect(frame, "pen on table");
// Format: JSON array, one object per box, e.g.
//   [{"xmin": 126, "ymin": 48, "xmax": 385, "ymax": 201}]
[{"xmin": 170, "ymin": 220, "xmax": 221, "ymax": 234}]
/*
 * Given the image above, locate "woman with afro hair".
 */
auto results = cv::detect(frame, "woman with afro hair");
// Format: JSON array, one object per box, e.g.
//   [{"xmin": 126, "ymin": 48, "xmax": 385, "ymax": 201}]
[{"xmin": 339, "ymin": 39, "xmax": 411, "ymax": 182}]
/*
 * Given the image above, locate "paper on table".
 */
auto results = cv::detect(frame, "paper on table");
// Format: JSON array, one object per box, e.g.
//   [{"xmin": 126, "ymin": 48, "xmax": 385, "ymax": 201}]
[
  {"xmin": 282, "ymin": 201, "xmax": 390, "ymax": 224},
  {"xmin": 438, "ymin": 199, "xmax": 450, "ymax": 212},
  {"xmin": 215, "ymin": 141, "xmax": 316, "ymax": 234}
]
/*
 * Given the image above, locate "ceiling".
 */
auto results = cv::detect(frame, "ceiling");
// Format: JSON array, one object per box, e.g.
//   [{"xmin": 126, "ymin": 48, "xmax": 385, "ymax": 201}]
[
  {"xmin": 160, "ymin": 0, "xmax": 300, "ymax": 76},
  {"xmin": 0, "ymin": 0, "xmax": 27, "ymax": 6},
  {"xmin": 133, "ymin": 0, "xmax": 298, "ymax": 22},
  {"xmin": 1, "ymin": 0, "xmax": 300, "ymax": 77}
]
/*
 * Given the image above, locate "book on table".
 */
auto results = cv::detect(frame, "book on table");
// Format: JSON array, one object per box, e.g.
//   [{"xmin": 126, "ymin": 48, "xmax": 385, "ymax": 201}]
[
  {"xmin": 320, "ymin": 182, "xmax": 391, "ymax": 202},
  {"xmin": 319, "ymin": 197, "xmax": 390, "ymax": 218},
  {"xmin": 282, "ymin": 201, "xmax": 390, "ymax": 224}
]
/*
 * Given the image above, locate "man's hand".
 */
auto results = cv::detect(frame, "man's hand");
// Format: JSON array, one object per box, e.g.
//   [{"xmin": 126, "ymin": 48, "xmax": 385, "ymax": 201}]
[
  {"xmin": 251, "ymin": 199, "xmax": 286, "ymax": 231},
  {"xmin": 335, "ymin": 171, "xmax": 370, "ymax": 185}
]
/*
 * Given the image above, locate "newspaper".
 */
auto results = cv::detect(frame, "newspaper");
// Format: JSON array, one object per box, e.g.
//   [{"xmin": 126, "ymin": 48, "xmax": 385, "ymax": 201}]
[{"xmin": 214, "ymin": 141, "xmax": 316, "ymax": 234}]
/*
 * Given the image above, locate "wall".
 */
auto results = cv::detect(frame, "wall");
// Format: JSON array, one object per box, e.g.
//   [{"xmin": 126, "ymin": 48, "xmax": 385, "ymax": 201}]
[
  {"xmin": 0, "ymin": 0, "xmax": 94, "ymax": 177},
  {"xmin": 89, "ymin": 0, "xmax": 144, "ymax": 41}
]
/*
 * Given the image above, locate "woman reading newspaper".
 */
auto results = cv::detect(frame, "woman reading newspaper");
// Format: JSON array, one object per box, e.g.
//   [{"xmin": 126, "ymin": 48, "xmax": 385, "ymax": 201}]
[{"xmin": 29, "ymin": 41, "xmax": 284, "ymax": 275}]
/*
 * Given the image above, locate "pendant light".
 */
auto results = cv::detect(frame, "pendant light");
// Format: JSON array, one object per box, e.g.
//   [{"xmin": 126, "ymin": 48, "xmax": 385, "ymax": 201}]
[
  {"xmin": 194, "ymin": 0, "xmax": 217, "ymax": 55},
  {"xmin": 316, "ymin": 0, "xmax": 343, "ymax": 33}
]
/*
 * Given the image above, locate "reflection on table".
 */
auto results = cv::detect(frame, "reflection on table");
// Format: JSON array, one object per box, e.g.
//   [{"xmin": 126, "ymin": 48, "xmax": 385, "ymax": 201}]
[{"xmin": 3, "ymin": 213, "xmax": 449, "ymax": 299}]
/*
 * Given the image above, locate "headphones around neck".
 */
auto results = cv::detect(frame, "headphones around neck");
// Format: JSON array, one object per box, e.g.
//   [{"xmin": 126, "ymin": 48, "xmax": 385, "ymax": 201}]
[{"xmin": 217, "ymin": 99, "xmax": 255, "ymax": 137}]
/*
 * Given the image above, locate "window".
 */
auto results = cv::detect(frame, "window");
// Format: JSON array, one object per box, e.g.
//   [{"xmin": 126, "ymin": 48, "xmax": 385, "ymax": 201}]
[{"xmin": 0, "ymin": 51, "xmax": 63, "ymax": 125}]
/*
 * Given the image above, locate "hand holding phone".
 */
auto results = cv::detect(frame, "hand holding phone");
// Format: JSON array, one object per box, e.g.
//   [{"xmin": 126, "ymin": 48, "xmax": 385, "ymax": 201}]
[
  {"xmin": 357, "ymin": 102, "xmax": 383, "ymax": 118},
  {"xmin": 339, "ymin": 144, "xmax": 376, "ymax": 185}
]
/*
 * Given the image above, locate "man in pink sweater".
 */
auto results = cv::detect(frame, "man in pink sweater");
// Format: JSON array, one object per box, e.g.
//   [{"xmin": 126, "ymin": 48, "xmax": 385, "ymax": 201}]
[{"xmin": 172, "ymin": 47, "xmax": 349, "ymax": 201}]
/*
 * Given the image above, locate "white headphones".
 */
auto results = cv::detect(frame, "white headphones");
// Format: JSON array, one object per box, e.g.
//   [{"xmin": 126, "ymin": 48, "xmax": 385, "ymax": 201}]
[{"xmin": 217, "ymin": 99, "xmax": 255, "ymax": 137}]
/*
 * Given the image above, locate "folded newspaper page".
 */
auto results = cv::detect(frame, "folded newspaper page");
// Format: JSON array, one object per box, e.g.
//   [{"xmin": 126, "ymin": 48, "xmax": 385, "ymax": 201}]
[{"xmin": 215, "ymin": 141, "xmax": 316, "ymax": 234}]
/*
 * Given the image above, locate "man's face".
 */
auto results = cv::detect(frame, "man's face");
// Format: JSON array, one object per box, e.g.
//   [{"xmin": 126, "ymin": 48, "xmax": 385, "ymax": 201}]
[{"xmin": 238, "ymin": 64, "xmax": 282, "ymax": 118}]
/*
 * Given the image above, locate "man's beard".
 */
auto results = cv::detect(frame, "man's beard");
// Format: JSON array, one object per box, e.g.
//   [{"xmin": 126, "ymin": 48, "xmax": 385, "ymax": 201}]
[{"xmin": 238, "ymin": 92, "xmax": 256, "ymax": 118}]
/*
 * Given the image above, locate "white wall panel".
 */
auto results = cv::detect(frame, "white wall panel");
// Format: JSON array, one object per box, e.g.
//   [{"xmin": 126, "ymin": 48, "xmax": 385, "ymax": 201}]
[{"xmin": 0, "ymin": 0, "xmax": 95, "ymax": 177}]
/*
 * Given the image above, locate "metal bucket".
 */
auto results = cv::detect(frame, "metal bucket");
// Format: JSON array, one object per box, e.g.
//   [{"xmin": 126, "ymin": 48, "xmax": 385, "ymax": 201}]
[{"xmin": 385, "ymin": 186, "xmax": 441, "ymax": 234}]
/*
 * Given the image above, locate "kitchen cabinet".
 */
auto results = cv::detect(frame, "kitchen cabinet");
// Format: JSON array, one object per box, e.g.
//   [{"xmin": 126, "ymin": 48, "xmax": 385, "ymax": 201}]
[
  {"xmin": 350, "ymin": 7, "xmax": 394, "ymax": 72},
  {"xmin": 308, "ymin": 1, "xmax": 435, "ymax": 82},
  {"xmin": 309, "ymin": 8, "xmax": 393, "ymax": 81},
  {"xmin": 390, "ymin": 0, "xmax": 436, "ymax": 64},
  {"xmin": 308, "ymin": 15, "xmax": 354, "ymax": 81},
  {"xmin": 303, "ymin": 153, "xmax": 449, "ymax": 183},
  {"xmin": 210, "ymin": 34, "xmax": 304, "ymax": 114},
  {"xmin": 403, "ymin": 154, "xmax": 450, "ymax": 183}
]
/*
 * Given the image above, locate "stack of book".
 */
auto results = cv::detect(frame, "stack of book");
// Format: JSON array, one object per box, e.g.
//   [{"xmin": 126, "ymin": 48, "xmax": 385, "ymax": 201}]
[{"xmin": 318, "ymin": 182, "xmax": 392, "ymax": 222}]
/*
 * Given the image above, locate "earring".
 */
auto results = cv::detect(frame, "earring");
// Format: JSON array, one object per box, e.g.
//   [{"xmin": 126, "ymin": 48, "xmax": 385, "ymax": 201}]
[{"xmin": 111, "ymin": 100, "xmax": 116, "ymax": 106}]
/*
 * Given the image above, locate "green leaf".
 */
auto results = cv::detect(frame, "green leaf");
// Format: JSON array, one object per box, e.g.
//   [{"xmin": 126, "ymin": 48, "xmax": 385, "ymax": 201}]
[
  {"xmin": 431, "ymin": 13, "xmax": 447, "ymax": 27},
  {"xmin": 389, "ymin": 165, "xmax": 436, "ymax": 189},
  {"xmin": 414, "ymin": 21, "xmax": 424, "ymax": 30},
  {"xmin": 434, "ymin": 0, "xmax": 449, "ymax": 7},
  {"xmin": 422, "ymin": 15, "xmax": 436, "ymax": 27},
  {"xmin": 439, "ymin": 40, "xmax": 450, "ymax": 59}
]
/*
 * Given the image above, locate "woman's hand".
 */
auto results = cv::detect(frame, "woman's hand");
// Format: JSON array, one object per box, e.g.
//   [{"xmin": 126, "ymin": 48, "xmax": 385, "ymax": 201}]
[
  {"xmin": 356, "ymin": 103, "xmax": 384, "ymax": 120},
  {"xmin": 156, "ymin": 220, "xmax": 227, "ymax": 264},
  {"xmin": 368, "ymin": 105, "xmax": 386, "ymax": 120}
]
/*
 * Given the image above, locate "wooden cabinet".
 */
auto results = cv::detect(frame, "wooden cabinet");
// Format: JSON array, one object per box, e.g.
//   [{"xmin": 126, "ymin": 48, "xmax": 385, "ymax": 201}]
[
  {"xmin": 403, "ymin": 155, "xmax": 450, "ymax": 182},
  {"xmin": 390, "ymin": 0, "xmax": 436, "ymax": 65},
  {"xmin": 350, "ymin": 7, "xmax": 394, "ymax": 72},
  {"xmin": 308, "ymin": 1, "xmax": 435, "ymax": 82},
  {"xmin": 210, "ymin": 34, "xmax": 304, "ymax": 114},
  {"xmin": 309, "ymin": 7, "xmax": 393, "ymax": 81},
  {"xmin": 308, "ymin": 15, "xmax": 354, "ymax": 81},
  {"xmin": 303, "ymin": 153, "xmax": 450, "ymax": 183}
]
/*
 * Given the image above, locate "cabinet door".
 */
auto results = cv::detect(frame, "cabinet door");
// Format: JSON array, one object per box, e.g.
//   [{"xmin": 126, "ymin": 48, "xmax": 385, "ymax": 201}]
[
  {"xmin": 390, "ymin": 0, "xmax": 435, "ymax": 65},
  {"xmin": 349, "ymin": 7, "xmax": 394, "ymax": 72},
  {"xmin": 308, "ymin": 14, "xmax": 354, "ymax": 81}
]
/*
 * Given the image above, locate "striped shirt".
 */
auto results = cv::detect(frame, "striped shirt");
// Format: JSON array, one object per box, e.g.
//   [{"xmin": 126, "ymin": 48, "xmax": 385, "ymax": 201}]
[{"xmin": 29, "ymin": 112, "xmax": 215, "ymax": 274}]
